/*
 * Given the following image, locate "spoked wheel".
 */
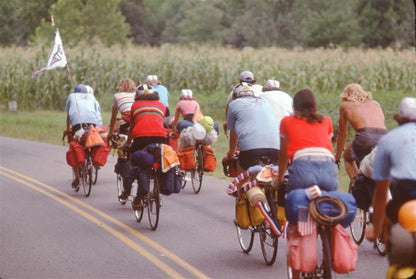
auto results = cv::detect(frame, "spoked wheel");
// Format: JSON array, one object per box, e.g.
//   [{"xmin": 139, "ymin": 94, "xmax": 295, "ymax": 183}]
[
  {"xmin": 116, "ymin": 174, "xmax": 126, "ymax": 205},
  {"xmin": 134, "ymin": 197, "xmax": 144, "ymax": 223},
  {"xmin": 191, "ymin": 146, "xmax": 204, "ymax": 194},
  {"xmin": 350, "ymin": 208, "xmax": 367, "ymax": 244},
  {"xmin": 315, "ymin": 227, "xmax": 334, "ymax": 279},
  {"xmin": 147, "ymin": 174, "xmax": 160, "ymax": 230},
  {"xmin": 181, "ymin": 171, "xmax": 191, "ymax": 189},
  {"xmin": 259, "ymin": 220, "xmax": 278, "ymax": 265},
  {"xmin": 73, "ymin": 169, "xmax": 80, "ymax": 192},
  {"xmin": 92, "ymin": 166, "xmax": 99, "ymax": 185},
  {"xmin": 375, "ymin": 237, "xmax": 386, "ymax": 256},
  {"xmin": 235, "ymin": 223, "xmax": 255, "ymax": 253},
  {"xmin": 81, "ymin": 160, "xmax": 92, "ymax": 197}
]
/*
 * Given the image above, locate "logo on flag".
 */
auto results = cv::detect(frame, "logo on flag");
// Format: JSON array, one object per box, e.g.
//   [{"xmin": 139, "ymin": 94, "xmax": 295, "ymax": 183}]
[{"xmin": 31, "ymin": 29, "xmax": 68, "ymax": 78}]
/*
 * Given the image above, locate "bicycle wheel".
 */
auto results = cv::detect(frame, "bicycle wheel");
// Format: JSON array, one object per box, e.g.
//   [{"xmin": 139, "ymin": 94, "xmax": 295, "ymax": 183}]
[
  {"xmin": 92, "ymin": 166, "xmax": 98, "ymax": 185},
  {"xmin": 191, "ymin": 146, "xmax": 203, "ymax": 194},
  {"xmin": 315, "ymin": 227, "xmax": 334, "ymax": 279},
  {"xmin": 260, "ymin": 189, "xmax": 279, "ymax": 265},
  {"xmin": 350, "ymin": 208, "xmax": 367, "ymax": 244},
  {"xmin": 235, "ymin": 223, "xmax": 255, "ymax": 253},
  {"xmin": 147, "ymin": 172, "xmax": 160, "ymax": 230},
  {"xmin": 72, "ymin": 169, "xmax": 80, "ymax": 192},
  {"xmin": 375, "ymin": 237, "xmax": 386, "ymax": 256},
  {"xmin": 81, "ymin": 152, "xmax": 92, "ymax": 197},
  {"xmin": 260, "ymin": 220, "xmax": 278, "ymax": 265},
  {"xmin": 134, "ymin": 197, "xmax": 144, "ymax": 223},
  {"xmin": 116, "ymin": 174, "xmax": 127, "ymax": 205},
  {"xmin": 181, "ymin": 171, "xmax": 190, "ymax": 189}
]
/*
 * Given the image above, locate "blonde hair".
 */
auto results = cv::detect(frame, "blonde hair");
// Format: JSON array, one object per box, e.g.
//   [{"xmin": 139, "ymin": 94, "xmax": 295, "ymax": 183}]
[
  {"xmin": 117, "ymin": 78, "xmax": 136, "ymax": 93},
  {"xmin": 340, "ymin": 83, "xmax": 372, "ymax": 102}
]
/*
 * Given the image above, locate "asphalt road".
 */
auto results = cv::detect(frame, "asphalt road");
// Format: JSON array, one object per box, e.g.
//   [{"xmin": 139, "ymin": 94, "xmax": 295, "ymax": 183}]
[{"xmin": 0, "ymin": 136, "xmax": 389, "ymax": 279}]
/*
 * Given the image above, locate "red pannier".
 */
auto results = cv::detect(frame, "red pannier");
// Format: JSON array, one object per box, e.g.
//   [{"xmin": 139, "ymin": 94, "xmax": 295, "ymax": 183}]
[
  {"xmin": 203, "ymin": 146, "xmax": 217, "ymax": 172},
  {"xmin": 91, "ymin": 138, "xmax": 111, "ymax": 166},
  {"xmin": 66, "ymin": 141, "xmax": 85, "ymax": 167},
  {"xmin": 177, "ymin": 146, "xmax": 195, "ymax": 170}
]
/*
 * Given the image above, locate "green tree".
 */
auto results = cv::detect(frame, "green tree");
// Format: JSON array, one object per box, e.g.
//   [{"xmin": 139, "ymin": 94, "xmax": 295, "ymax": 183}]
[
  {"xmin": 0, "ymin": 0, "xmax": 57, "ymax": 45},
  {"xmin": 34, "ymin": 0, "xmax": 130, "ymax": 46},
  {"xmin": 119, "ymin": 0, "xmax": 151, "ymax": 45},
  {"xmin": 355, "ymin": 0, "xmax": 394, "ymax": 47},
  {"xmin": 390, "ymin": 0, "xmax": 415, "ymax": 48},
  {"xmin": 176, "ymin": 1, "xmax": 226, "ymax": 44}
]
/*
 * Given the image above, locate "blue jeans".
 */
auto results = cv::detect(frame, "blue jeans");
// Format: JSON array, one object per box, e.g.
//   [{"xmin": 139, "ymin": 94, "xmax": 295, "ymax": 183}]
[{"xmin": 287, "ymin": 160, "xmax": 339, "ymax": 193}]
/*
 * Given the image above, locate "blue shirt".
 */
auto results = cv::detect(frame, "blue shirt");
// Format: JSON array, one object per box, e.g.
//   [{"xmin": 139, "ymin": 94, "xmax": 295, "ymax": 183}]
[
  {"xmin": 153, "ymin": 85, "xmax": 169, "ymax": 108},
  {"xmin": 227, "ymin": 96, "xmax": 279, "ymax": 151},
  {"xmin": 372, "ymin": 123, "xmax": 416, "ymax": 181},
  {"xmin": 65, "ymin": 93, "xmax": 103, "ymax": 126}
]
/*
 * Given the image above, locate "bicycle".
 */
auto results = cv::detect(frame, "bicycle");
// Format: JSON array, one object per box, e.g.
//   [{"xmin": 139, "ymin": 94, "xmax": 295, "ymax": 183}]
[
  {"xmin": 130, "ymin": 143, "xmax": 163, "ymax": 230},
  {"xmin": 348, "ymin": 181, "xmax": 387, "ymax": 256},
  {"xmin": 227, "ymin": 156, "xmax": 281, "ymax": 265},
  {"xmin": 286, "ymin": 194, "xmax": 349, "ymax": 279},
  {"xmin": 63, "ymin": 129, "xmax": 99, "ymax": 197}
]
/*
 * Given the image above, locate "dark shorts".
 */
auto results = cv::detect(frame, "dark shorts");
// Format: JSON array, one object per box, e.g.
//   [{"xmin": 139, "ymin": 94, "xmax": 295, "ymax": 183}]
[
  {"xmin": 238, "ymin": 148, "xmax": 279, "ymax": 170},
  {"xmin": 351, "ymin": 128, "xmax": 387, "ymax": 163},
  {"xmin": 386, "ymin": 179, "xmax": 416, "ymax": 223}
]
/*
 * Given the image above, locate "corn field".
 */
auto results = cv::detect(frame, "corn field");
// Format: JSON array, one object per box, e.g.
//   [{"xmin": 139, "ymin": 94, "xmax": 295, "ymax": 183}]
[{"xmin": 1, "ymin": 44, "xmax": 414, "ymax": 119}]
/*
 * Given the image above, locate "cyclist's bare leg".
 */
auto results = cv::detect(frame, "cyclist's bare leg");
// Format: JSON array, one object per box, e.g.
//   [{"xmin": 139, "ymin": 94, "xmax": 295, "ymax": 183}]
[{"xmin": 343, "ymin": 143, "xmax": 358, "ymax": 181}]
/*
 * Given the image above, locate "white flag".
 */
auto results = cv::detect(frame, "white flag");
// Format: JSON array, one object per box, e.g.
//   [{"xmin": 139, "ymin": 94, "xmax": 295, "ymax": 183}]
[{"xmin": 32, "ymin": 29, "xmax": 68, "ymax": 78}]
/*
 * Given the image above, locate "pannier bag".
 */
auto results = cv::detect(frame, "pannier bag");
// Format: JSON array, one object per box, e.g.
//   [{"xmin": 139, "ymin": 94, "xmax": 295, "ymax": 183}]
[
  {"xmin": 235, "ymin": 196, "xmax": 264, "ymax": 229},
  {"xmin": 177, "ymin": 146, "xmax": 195, "ymax": 170},
  {"xmin": 159, "ymin": 166, "xmax": 183, "ymax": 195},
  {"xmin": 66, "ymin": 141, "xmax": 85, "ymax": 167},
  {"xmin": 203, "ymin": 146, "xmax": 217, "ymax": 172},
  {"xmin": 331, "ymin": 224, "xmax": 357, "ymax": 273},
  {"xmin": 287, "ymin": 224, "xmax": 317, "ymax": 273},
  {"xmin": 91, "ymin": 138, "xmax": 111, "ymax": 166}
]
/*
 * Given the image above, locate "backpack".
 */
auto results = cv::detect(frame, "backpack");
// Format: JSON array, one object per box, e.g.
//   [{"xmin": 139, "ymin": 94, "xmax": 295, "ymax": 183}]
[{"xmin": 159, "ymin": 166, "xmax": 183, "ymax": 195}]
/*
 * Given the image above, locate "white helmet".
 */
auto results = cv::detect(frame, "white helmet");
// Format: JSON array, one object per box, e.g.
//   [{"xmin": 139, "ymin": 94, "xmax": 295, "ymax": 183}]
[
  {"xmin": 85, "ymin": 85, "xmax": 94, "ymax": 95},
  {"xmin": 232, "ymin": 82, "xmax": 254, "ymax": 99},
  {"xmin": 180, "ymin": 89, "xmax": 193, "ymax": 99}
]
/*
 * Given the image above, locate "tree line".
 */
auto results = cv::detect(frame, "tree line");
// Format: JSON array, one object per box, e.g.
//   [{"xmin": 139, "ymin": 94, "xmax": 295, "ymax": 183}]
[{"xmin": 2, "ymin": 0, "xmax": 414, "ymax": 48}]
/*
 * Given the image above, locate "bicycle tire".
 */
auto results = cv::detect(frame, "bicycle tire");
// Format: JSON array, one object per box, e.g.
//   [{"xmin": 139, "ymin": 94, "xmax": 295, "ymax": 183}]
[
  {"xmin": 134, "ymin": 199, "xmax": 144, "ymax": 222},
  {"xmin": 375, "ymin": 237, "xmax": 386, "ymax": 256},
  {"xmin": 315, "ymin": 227, "xmax": 334, "ymax": 279},
  {"xmin": 147, "ymin": 171, "xmax": 160, "ymax": 230},
  {"xmin": 236, "ymin": 224, "xmax": 255, "ymax": 254},
  {"xmin": 260, "ymin": 220, "xmax": 278, "ymax": 265},
  {"xmin": 181, "ymin": 171, "xmax": 190, "ymax": 189},
  {"xmin": 191, "ymin": 145, "xmax": 203, "ymax": 194},
  {"xmin": 116, "ymin": 174, "xmax": 126, "ymax": 205},
  {"xmin": 82, "ymin": 151, "xmax": 92, "ymax": 197},
  {"xmin": 92, "ymin": 167, "xmax": 98, "ymax": 185},
  {"xmin": 350, "ymin": 208, "xmax": 367, "ymax": 244}
]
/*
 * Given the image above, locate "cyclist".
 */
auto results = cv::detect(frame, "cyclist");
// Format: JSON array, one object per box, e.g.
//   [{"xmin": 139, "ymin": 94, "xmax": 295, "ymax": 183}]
[
  {"xmin": 365, "ymin": 97, "xmax": 416, "ymax": 277},
  {"xmin": 146, "ymin": 75, "xmax": 170, "ymax": 116},
  {"xmin": 223, "ymin": 82, "xmax": 279, "ymax": 170},
  {"xmin": 107, "ymin": 78, "xmax": 136, "ymax": 174},
  {"xmin": 258, "ymin": 79, "xmax": 293, "ymax": 137},
  {"xmin": 108, "ymin": 78, "xmax": 136, "ymax": 138},
  {"xmin": 224, "ymin": 70, "xmax": 263, "ymax": 133},
  {"xmin": 118, "ymin": 84, "xmax": 167, "ymax": 206},
  {"xmin": 65, "ymin": 84, "xmax": 103, "ymax": 189},
  {"xmin": 171, "ymin": 89, "xmax": 202, "ymax": 135},
  {"xmin": 334, "ymin": 83, "xmax": 387, "ymax": 181},
  {"xmin": 277, "ymin": 88, "xmax": 338, "ymax": 193}
]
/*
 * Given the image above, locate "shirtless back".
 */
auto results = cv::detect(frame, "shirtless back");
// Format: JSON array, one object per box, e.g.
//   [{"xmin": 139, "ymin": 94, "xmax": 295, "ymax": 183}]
[{"xmin": 339, "ymin": 99, "xmax": 386, "ymax": 131}]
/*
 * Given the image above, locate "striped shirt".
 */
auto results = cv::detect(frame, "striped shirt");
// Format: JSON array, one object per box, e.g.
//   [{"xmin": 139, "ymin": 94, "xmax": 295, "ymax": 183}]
[
  {"xmin": 112, "ymin": 92, "xmax": 136, "ymax": 113},
  {"xmin": 130, "ymin": 100, "xmax": 167, "ymax": 139}
]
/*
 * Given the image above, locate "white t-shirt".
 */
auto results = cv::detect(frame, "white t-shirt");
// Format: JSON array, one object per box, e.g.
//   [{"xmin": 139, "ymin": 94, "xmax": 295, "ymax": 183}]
[{"xmin": 258, "ymin": 89, "xmax": 293, "ymax": 132}]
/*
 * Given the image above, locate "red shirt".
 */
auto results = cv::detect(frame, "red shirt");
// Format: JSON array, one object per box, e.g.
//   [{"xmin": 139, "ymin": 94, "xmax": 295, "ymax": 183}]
[
  {"xmin": 130, "ymin": 100, "xmax": 167, "ymax": 138},
  {"xmin": 280, "ymin": 115, "xmax": 333, "ymax": 161}
]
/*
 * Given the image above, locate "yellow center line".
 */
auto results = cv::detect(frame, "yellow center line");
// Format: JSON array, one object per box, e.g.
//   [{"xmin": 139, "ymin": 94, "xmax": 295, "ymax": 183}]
[{"xmin": 0, "ymin": 167, "xmax": 209, "ymax": 279}]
